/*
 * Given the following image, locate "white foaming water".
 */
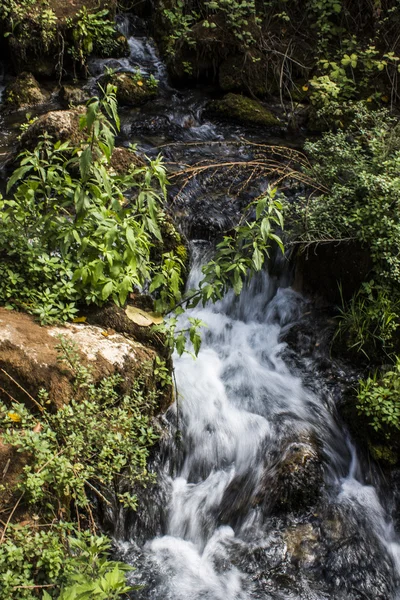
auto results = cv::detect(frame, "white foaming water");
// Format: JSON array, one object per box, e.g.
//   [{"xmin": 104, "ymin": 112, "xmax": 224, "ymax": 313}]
[{"xmin": 136, "ymin": 248, "xmax": 400, "ymax": 599}]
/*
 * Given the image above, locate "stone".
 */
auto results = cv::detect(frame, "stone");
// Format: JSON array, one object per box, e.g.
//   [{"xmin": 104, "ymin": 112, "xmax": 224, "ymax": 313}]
[
  {"xmin": 3, "ymin": 72, "xmax": 48, "ymax": 109},
  {"xmin": 19, "ymin": 107, "xmax": 85, "ymax": 150},
  {"xmin": 60, "ymin": 84, "xmax": 90, "ymax": 107},
  {"xmin": 0, "ymin": 307, "xmax": 157, "ymax": 411},
  {"xmin": 207, "ymin": 93, "xmax": 280, "ymax": 127},
  {"xmin": 101, "ymin": 71, "xmax": 159, "ymax": 106},
  {"xmin": 272, "ymin": 433, "xmax": 324, "ymax": 513},
  {"xmin": 219, "ymin": 53, "xmax": 275, "ymax": 97}
]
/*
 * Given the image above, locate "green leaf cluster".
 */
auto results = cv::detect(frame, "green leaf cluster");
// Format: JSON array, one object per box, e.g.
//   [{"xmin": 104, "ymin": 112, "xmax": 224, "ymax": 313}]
[
  {"xmin": 0, "ymin": 85, "xmax": 186, "ymax": 323},
  {"xmin": 0, "ymin": 338, "xmax": 158, "ymax": 599}
]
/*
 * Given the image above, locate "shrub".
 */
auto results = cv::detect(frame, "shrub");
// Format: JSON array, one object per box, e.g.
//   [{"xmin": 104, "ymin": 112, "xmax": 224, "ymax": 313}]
[
  {"xmin": 0, "ymin": 85, "xmax": 186, "ymax": 323},
  {"xmin": 0, "ymin": 338, "xmax": 157, "ymax": 598},
  {"xmin": 357, "ymin": 357, "xmax": 400, "ymax": 436}
]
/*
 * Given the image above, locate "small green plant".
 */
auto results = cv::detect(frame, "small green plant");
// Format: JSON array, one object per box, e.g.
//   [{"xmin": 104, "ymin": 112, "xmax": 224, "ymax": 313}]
[
  {"xmin": 357, "ymin": 358, "xmax": 400, "ymax": 435},
  {"xmin": 334, "ymin": 281, "xmax": 400, "ymax": 359},
  {"xmin": 67, "ymin": 8, "xmax": 118, "ymax": 75},
  {"xmin": 0, "ymin": 526, "xmax": 135, "ymax": 600}
]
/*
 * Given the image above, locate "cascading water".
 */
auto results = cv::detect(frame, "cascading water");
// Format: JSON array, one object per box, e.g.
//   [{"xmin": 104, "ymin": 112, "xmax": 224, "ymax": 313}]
[
  {"xmin": 1, "ymin": 13, "xmax": 400, "ymax": 599},
  {"xmin": 116, "ymin": 245, "xmax": 400, "ymax": 600},
  {"xmin": 101, "ymin": 18, "xmax": 400, "ymax": 600}
]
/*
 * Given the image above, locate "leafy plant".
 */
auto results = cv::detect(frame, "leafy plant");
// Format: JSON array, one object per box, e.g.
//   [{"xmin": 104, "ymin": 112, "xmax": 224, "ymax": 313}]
[
  {"xmin": 67, "ymin": 8, "xmax": 119, "ymax": 75},
  {"xmin": 357, "ymin": 358, "xmax": 400, "ymax": 435},
  {"xmin": 334, "ymin": 281, "xmax": 400, "ymax": 360},
  {"xmin": 0, "ymin": 85, "xmax": 185, "ymax": 324},
  {"xmin": 0, "ymin": 526, "xmax": 134, "ymax": 600},
  {"xmin": 0, "ymin": 338, "xmax": 158, "ymax": 598}
]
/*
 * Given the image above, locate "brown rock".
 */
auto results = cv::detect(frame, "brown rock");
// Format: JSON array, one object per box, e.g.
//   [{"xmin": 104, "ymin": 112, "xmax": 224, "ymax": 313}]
[{"xmin": 0, "ymin": 307, "xmax": 157, "ymax": 411}]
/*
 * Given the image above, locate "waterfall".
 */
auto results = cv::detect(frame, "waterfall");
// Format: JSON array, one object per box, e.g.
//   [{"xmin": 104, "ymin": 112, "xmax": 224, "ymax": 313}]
[{"xmin": 117, "ymin": 245, "xmax": 400, "ymax": 599}]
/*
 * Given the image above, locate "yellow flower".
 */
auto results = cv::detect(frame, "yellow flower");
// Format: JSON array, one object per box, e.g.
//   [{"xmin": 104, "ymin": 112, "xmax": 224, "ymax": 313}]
[
  {"xmin": 7, "ymin": 412, "xmax": 21, "ymax": 422},
  {"xmin": 302, "ymin": 84, "xmax": 309, "ymax": 92},
  {"xmin": 381, "ymin": 95, "xmax": 389, "ymax": 102},
  {"xmin": 137, "ymin": 81, "xmax": 144, "ymax": 87},
  {"xmin": 366, "ymin": 97, "xmax": 373, "ymax": 102}
]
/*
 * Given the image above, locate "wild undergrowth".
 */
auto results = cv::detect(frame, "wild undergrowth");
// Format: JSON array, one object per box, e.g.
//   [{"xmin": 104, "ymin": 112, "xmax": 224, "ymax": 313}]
[{"xmin": 0, "ymin": 337, "xmax": 158, "ymax": 599}]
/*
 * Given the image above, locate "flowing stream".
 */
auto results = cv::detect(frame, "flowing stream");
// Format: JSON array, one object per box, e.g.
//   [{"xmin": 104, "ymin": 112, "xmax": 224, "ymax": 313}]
[
  {"xmin": 104, "ymin": 17, "xmax": 400, "ymax": 600},
  {"xmin": 1, "ymin": 14, "xmax": 400, "ymax": 599}
]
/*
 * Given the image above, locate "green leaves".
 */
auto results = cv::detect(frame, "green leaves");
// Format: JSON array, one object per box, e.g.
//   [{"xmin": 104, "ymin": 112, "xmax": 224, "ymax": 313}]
[
  {"xmin": 0, "ymin": 86, "xmax": 182, "ymax": 323},
  {"xmin": 196, "ymin": 187, "xmax": 284, "ymax": 305}
]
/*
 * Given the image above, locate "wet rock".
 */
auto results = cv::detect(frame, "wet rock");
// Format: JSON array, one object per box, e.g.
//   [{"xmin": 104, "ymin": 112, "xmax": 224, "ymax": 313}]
[
  {"xmin": 0, "ymin": 307, "xmax": 157, "ymax": 411},
  {"xmin": 59, "ymin": 84, "xmax": 90, "ymax": 107},
  {"xmin": 101, "ymin": 71, "xmax": 158, "ymax": 106},
  {"xmin": 272, "ymin": 434, "xmax": 324, "ymax": 513},
  {"xmin": 3, "ymin": 72, "xmax": 48, "ymax": 110},
  {"xmin": 283, "ymin": 522, "xmax": 320, "ymax": 568},
  {"xmin": 207, "ymin": 93, "xmax": 281, "ymax": 128}
]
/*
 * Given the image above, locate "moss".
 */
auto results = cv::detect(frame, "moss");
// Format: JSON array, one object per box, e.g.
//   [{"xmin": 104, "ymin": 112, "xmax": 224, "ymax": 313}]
[
  {"xmin": 101, "ymin": 71, "xmax": 159, "ymax": 106},
  {"xmin": 3, "ymin": 72, "xmax": 47, "ymax": 109},
  {"xmin": 208, "ymin": 93, "xmax": 280, "ymax": 127},
  {"xmin": 368, "ymin": 443, "xmax": 398, "ymax": 466}
]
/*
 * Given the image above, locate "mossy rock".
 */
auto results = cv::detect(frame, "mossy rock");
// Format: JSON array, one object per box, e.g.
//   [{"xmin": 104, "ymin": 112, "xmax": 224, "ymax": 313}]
[
  {"xmin": 60, "ymin": 85, "xmax": 90, "ymax": 107},
  {"xmin": 208, "ymin": 93, "xmax": 280, "ymax": 127},
  {"xmin": 3, "ymin": 72, "xmax": 48, "ymax": 109},
  {"xmin": 101, "ymin": 71, "xmax": 159, "ymax": 106}
]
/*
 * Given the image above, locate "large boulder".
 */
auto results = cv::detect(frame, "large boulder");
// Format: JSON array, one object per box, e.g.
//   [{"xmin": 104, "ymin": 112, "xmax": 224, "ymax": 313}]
[
  {"xmin": 207, "ymin": 93, "xmax": 281, "ymax": 127},
  {"xmin": 3, "ymin": 73, "xmax": 48, "ymax": 110},
  {"xmin": 0, "ymin": 307, "xmax": 159, "ymax": 411}
]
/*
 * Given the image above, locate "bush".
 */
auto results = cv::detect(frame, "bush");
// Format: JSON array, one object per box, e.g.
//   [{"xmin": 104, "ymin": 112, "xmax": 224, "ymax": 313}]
[
  {"xmin": 0, "ymin": 85, "xmax": 186, "ymax": 323},
  {"xmin": 287, "ymin": 104, "xmax": 400, "ymax": 357},
  {"xmin": 0, "ymin": 338, "xmax": 157, "ymax": 598},
  {"xmin": 357, "ymin": 357, "xmax": 400, "ymax": 437}
]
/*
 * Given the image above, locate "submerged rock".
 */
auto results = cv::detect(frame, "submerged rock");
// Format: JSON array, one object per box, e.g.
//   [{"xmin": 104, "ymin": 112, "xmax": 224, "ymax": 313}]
[
  {"xmin": 3, "ymin": 72, "xmax": 48, "ymax": 109},
  {"xmin": 101, "ymin": 71, "xmax": 159, "ymax": 106},
  {"xmin": 272, "ymin": 433, "xmax": 324, "ymax": 513},
  {"xmin": 207, "ymin": 93, "xmax": 280, "ymax": 127}
]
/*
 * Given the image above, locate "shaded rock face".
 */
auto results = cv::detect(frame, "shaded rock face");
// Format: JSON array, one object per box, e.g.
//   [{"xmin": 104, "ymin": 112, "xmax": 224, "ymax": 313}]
[
  {"xmin": 207, "ymin": 93, "xmax": 281, "ymax": 128},
  {"xmin": 0, "ymin": 307, "xmax": 156, "ymax": 411},
  {"xmin": 59, "ymin": 84, "xmax": 90, "ymax": 107},
  {"xmin": 101, "ymin": 71, "xmax": 159, "ymax": 106},
  {"xmin": 293, "ymin": 241, "xmax": 373, "ymax": 306},
  {"xmin": 219, "ymin": 52, "xmax": 276, "ymax": 97},
  {"xmin": 3, "ymin": 72, "xmax": 48, "ymax": 110}
]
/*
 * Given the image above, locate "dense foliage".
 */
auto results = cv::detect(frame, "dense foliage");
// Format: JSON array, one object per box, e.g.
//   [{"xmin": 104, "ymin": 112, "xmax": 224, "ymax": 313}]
[
  {"xmin": 0, "ymin": 85, "xmax": 186, "ymax": 324},
  {"xmin": 288, "ymin": 103, "xmax": 400, "ymax": 358},
  {"xmin": 0, "ymin": 336, "xmax": 157, "ymax": 599}
]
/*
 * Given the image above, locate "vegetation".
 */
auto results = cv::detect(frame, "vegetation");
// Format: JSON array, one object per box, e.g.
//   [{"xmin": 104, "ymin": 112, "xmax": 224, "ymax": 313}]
[
  {"xmin": 0, "ymin": 0, "xmax": 124, "ymax": 78},
  {"xmin": 287, "ymin": 103, "xmax": 400, "ymax": 358},
  {"xmin": 0, "ymin": 336, "xmax": 157, "ymax": 599},
  {"xmin": 154, "ymin": 0, "xmax": 400, "ymax": 112},
  {"xmin": 0, "ymin": 85, "xmax": 186, "ymax": 324}
]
